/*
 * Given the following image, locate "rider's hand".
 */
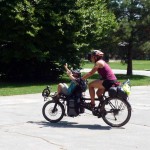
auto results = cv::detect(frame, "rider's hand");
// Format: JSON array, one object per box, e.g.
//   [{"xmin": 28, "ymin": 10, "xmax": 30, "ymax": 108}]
[{"xmin": 64, "ymin": 63, "xmax": 68, "ymax": 68}]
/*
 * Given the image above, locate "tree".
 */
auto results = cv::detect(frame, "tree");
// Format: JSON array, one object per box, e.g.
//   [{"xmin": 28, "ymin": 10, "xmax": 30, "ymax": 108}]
[
  {"xmin": 77, "ymin": 0, "xmax": 118, "ymax": 52},
  {"xmin": 107, "ymin": 0, "xmax": 150, "ymax": 75},
  {"xmin": 137, "ymin": 0, "xmax": 150, "ymax": 59},
  {"xmin": 0, "ymin": 0, "xmax": 118, "ymax": 81},
  {"xmin": 0, "ymin": 0, "xmax": 54, "ymax": 81}
]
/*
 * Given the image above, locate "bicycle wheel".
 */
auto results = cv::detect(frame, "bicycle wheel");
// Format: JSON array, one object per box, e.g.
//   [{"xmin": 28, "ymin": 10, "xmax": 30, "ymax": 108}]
[
  {"xmin": 42, "ymin": 101, "xmax": 65, "ymax": 123},
  {"xmin": 42, "ymin": 88, "xmax": 50, "ymax": 97},
  {"xmin": 101, "ymin": 97, "xmax": 131, "ymax": 127}
]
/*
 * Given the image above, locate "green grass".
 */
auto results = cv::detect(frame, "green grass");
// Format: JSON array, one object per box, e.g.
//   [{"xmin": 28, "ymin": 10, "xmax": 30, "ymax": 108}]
[
  {"xmin": 0, "ymin": 76, "xmax": 70, "ymax": 96},
  {"xmin": 131, "ymin": 60, "xmax": 150, "ymax": 70},
  {"xmin": 0, "ymin": 60, "xmax": 150, "ymax": 96},
  {"xmin": 0, "ymin": 74, "xmax": 149, "ymax": 96},
  {"xmin": 0, "ymin": 82, "xmax": 57, "ymax": 96},
  {"xmin": 82, "ymin": 60, "xmax": 150, "ymax": 70},
  {"xmin": 86, "ymin": 73, "xmax": 150, "ymax": 86}
]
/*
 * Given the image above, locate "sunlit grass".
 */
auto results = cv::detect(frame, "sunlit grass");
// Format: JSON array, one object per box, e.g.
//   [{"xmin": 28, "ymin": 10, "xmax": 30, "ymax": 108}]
[
  {"xmin": 82, "ymin": 60, "xmax": 150, "ymax": 70},
  {"xmin": 0, "ymin": 60, "xmax": 149, "ymax": 96},
  {"xmin": 0, "ymin": 74, "xmax": 149, "ymax": 96}
]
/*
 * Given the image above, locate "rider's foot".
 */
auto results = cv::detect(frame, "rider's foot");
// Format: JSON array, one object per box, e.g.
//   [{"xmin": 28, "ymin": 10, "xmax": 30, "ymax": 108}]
[{"xmin": 83, "ymin": 102, "xmax": 95, "ymax": 110}]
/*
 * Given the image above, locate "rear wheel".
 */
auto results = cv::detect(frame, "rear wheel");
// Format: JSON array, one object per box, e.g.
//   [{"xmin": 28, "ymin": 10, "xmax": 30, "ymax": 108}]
[
  {"xmin": 101, "ymin": 97, "xmax": 131, "ymax": 127},
  {"xmin": 42, "ymin": 101, "xmax": 65, "ymax": 123}
]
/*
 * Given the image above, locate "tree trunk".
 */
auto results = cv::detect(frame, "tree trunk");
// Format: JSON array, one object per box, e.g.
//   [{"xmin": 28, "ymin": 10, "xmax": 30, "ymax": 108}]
[{"xmin": 127, "ymin": 42, "xmax": 133, "ymax": 75}]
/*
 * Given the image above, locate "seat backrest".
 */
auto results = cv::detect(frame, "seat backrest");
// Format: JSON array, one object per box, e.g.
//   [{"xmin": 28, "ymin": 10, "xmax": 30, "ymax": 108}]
[{"xmin": 70, "ymin": 85, "xmax": 82, "ymax": 98}]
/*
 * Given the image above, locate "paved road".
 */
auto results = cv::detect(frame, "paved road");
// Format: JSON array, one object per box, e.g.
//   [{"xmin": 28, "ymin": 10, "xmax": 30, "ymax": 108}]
[
  {"xmin": 0, "ymin": 86, "xmax": 150, "ymax": 150},
  {"xmin": 81, "ymin": 69, "xmax": 150, "ymax": 77}
]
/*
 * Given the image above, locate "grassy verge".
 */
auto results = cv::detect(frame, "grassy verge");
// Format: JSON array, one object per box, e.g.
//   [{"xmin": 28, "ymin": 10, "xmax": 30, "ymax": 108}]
[
  {"xmin": 0, "ymin": 60, "xmax": 150, "ymax": 96},
  {"xmin": 0, "ymin": 82, "xmax": 57, "ymax": 96},
  {"xmin": 82, "ymin": 60, "xmax": 150, "ymax": 70},
  {"xmin": 0, "ymin": 74, "xmax": 149, "ymax": 96},
  {"xmin": 0, "ymin": 76, "xmax": 69, "ymax": 96},
  {"xmin": 87, "ymin": 73, "xmax": 150, "ymax": 86}
]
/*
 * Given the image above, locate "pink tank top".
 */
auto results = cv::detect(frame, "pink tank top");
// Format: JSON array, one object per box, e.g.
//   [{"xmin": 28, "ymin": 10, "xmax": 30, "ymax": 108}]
[{"xmin": 97, "ymin": 60, "xmax": 117, "ymax": 80}]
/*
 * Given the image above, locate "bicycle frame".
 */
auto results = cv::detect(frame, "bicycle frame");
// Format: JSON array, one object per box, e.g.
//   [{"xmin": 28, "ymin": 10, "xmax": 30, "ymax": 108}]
[{"xmin": 42, "ymin": 86, "xmax": 132, "ymax": 127}]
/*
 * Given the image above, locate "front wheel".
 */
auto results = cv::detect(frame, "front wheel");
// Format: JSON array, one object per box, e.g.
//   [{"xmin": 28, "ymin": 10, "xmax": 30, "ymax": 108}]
[
  {"xmin": 42, "ymin": 101, "xmax": 65, "ymax": 123},
  {"xmin": 101, "ymin": 97, "xmax": 131, "ymax": 127}
]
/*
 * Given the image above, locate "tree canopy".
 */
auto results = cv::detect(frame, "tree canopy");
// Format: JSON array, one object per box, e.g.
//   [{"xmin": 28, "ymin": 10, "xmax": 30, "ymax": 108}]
[
  {"xmin": 0, "ymin": 0, "xmax": 117, "ymax": 81},
  {"xmin": 107, "ymin": 0, "xmax": 150, "ymax": 75},
  {"xmin": 1, "ymin": 0, "xmax": 149, "ymax": 80}
]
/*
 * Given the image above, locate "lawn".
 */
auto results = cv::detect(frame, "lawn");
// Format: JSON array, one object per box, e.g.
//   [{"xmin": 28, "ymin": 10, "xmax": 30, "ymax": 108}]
[
  {"xmin": 82, "ymin": 60, "xmax": 150, "ymax": 70},
  {"xmin": 0, "ymin": 60, "xmax": 150, "ymax": 96}
]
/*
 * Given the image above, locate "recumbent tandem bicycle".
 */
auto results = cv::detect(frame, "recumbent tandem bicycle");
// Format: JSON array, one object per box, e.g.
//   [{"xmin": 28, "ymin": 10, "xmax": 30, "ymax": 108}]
[{"xmin": 42, "ymin": 79, "xmax": 131, "ymax": 127}]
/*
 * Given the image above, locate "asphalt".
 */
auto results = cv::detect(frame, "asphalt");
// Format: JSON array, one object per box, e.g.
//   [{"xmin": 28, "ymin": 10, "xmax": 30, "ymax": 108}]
[
  {"xmin": 0, "ymin": 85, "xmax": 150, "ymax": 150},
  {"xmin": 0, "ymin": 69, "xmax": 150, "ymax": 150}
]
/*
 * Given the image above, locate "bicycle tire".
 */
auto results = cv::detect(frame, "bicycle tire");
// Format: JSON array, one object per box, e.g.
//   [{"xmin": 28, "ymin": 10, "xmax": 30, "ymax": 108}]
[
  {"xmin": 42, "ymin": 101, "xmax": 65, "ymax": 123},
  {"xmin": 101, "ymin": 97, "xmax": 131, "ymax": 127},
  {"xmin": 42, "ymin": 88, "xmax": 50, "ymax": 97}
]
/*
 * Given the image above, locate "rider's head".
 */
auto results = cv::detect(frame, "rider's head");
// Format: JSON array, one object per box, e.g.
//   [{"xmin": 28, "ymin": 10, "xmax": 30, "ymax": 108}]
[
  {"xmin": 87, "ymin": 50, "xmax": 104, "ymax": 63},
  {"xmin": 71, "ymin": 69, "xmax": 81, "ymax": 78}
]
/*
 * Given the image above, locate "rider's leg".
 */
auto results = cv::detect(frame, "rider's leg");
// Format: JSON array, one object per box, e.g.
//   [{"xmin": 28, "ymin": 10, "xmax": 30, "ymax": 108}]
[
  {"xmin": 96, "ymin": 88, "xmax": 105, "ymax": 98},
  {"xmin": 54, "ymin": 83, "xmax": 68, "ymax": 100},
  {"xmin": 96, "ymin": 88, "xmax": 105, "ymax": 104},
  {"xmin": 57, "ymin": 83, "xmax": 63, "ymax": 94},
  {"xmin": 89, "ymin": 80, "xmax": 105, "ymax": 106}
]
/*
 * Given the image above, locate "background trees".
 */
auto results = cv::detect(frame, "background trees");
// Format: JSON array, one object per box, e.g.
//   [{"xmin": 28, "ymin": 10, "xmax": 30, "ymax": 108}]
[
  {"xmin": 0, "ymin": 0, "xmax": 150, "ymax": 81},
  {"xmin": 0, "ymin": 0, "xmax": 117, "ymax": 81},
  {"xmin": 107, "ymin": 0, "xmax": 150, "ymax": 75}
]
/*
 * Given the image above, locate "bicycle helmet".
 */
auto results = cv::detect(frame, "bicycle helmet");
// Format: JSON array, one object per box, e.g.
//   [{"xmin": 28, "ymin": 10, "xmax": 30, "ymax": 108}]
[
  {"xmin": 92, "ymin": 50, "xmax": 104, "ymax": 56},
  {"xmin": 71, "ymin": 69, "xmax": 81, "ymax": 78},
  {"xmin": 87, "ymin": 50, "xmax": 104, "ymax": 62}
]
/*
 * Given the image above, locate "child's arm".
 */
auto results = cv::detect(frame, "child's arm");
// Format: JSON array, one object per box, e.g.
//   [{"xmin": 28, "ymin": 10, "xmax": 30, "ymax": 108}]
[
  {"xmin": 66, "ymin": 71, "xmax": 76, "ymax": 80},
  {"xmin": 64, "ymin": 63, "xmax": 70, "ymax": 72},
  {"xmin": 64, "ymin": 63, "xmax": 76, "ymax": 80}
]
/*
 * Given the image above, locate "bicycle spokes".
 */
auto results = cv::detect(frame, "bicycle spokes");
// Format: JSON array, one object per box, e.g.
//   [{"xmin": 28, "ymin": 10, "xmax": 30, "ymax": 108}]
[{"xmin": 102, "ymin": 98, "xmax": 131, "ymax": 127}]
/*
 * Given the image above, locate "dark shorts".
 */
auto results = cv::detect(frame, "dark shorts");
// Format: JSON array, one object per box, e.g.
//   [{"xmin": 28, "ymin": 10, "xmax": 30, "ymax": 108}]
[{"xmin": 102, "ymin": 80, "xmax": 117, "ymax": 91}]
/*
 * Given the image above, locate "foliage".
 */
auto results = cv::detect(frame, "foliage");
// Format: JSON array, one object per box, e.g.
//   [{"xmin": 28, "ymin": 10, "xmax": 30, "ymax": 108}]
[
  {"xmin": 76, "ymin": 0, "xmax": 118, "ymax": 53},
  {"xmin": 106, "ymin": 0, "xmax": 150, "ymax": 75},
  {"xmin": 0, "ymin": 0, "xmax": 117, "ymax": 81}
]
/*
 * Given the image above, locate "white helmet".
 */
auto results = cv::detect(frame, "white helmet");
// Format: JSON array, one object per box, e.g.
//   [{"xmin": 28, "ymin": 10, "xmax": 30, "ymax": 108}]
[
  {"xmin": 87, "ymin": 50, "xmax": 104, "ymax": 61},
  {"xmin": 91, "ymin": 50, "xmax": 104, "ymax": 57}
]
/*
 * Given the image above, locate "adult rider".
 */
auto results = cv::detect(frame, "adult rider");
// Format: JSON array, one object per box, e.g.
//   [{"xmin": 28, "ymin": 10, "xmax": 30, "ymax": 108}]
[{"xmin": 82, "ymin": 50, "xmax": 118, "ymax": 110}]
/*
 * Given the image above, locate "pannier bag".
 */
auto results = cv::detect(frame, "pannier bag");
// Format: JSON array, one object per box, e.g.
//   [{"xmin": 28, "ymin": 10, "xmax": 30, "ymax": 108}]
[
  {"xmin": 108, "ymin": 86, "xmax": 128, "ymax": 100},
  {"xmin": 108, "ymin": 79, "xmax": 131, "ymax": 100},
  {"xmin": 117, "ymin": 86, "xmax": 128, "ymax": 100},
  {"xmin": 67, "ymin": 96, "xmax": 80, "ymax": 117},
  {"xmin": 108, "ymin": 86, "xmax": 118, "ymax": 98}
]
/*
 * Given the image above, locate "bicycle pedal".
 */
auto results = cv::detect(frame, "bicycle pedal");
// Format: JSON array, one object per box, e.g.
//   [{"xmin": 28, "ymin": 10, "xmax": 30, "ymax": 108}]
[{"xmin": 92, "ymin": 107, "xmax": 99, "ymax": 116}]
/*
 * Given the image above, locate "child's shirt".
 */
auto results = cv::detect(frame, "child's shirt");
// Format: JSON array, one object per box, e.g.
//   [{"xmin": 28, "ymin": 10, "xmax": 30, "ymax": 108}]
[{"xmin": 67, "ymin": 80, "xmax": 78, "ymax": 95}]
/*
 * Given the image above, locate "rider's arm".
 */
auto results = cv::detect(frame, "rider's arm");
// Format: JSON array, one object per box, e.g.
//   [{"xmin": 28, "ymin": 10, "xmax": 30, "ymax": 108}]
[
  {"xmin": 64, "ymin": 63, "xmax": 71, "ymax": 73},
  {"xmin": 67, "ymin": 71, "xmax": 76, "ymax": 80},
  {"xmin": 64, "ymin": 63, "xmax": 76, "ymax": 80},
  {"xmin": 82, "ymin": 60, "xmax": 104, "ymax": 80}
]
